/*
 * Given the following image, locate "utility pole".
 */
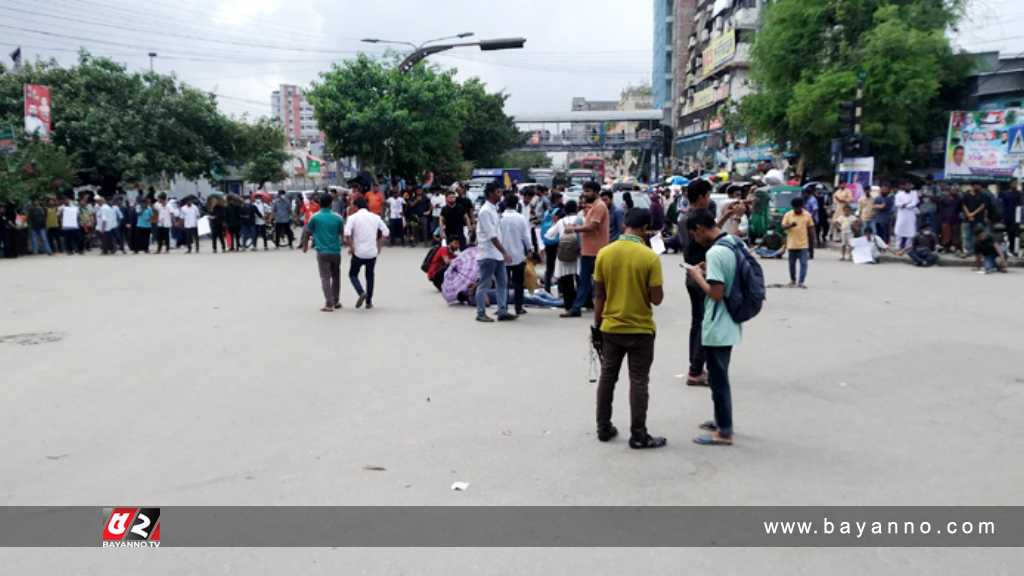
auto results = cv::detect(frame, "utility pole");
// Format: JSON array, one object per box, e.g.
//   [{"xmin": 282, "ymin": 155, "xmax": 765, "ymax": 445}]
[{"xmin": 148, "ymin": 52, "xmax": 157, "ymax": 73}]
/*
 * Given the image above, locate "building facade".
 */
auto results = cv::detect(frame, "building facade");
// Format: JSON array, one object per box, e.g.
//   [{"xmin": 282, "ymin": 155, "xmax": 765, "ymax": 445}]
[
  {"xmin": 961, "ymin": 52, "xmax": 1024, "ymax": 111},
  {"xmin": 652, "ymin": 0, "xmax": 675, "ymax": 122},
  {"xmin": 672, "ymin": 0, "xmax": 764, "ymax": 170},
  {"xmin": 271, "ymin": 84, "xmax": 320, "ymax": 145}
]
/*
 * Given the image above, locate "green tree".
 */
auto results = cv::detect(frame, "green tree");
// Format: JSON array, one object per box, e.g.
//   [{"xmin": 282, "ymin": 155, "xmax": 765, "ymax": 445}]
[
  {"xmin": 498, "ymin": 150, "xmax": 552, "ymax": 176},
  {"xmin": 231, "ymin": 119, "xmax": 289, "ymax": 188},
  {"xmin": 308, "ymin": 54, "xmax": 518, "ymax": 181},
  {"xmin": 0, "ymin": 139, "xmax": 78, "ymax": 206},
  {"xmin": 736, "ymin": 0, "xmax": 969, "ymax": 174},
  {"xmin": 0, "ymin": 52, "xmax": 238, "ymax": 193}
]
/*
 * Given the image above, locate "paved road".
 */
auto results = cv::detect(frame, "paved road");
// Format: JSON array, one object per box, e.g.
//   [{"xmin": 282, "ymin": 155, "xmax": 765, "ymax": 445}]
[{"xmin": 1, "ymin": 246, "xmax": 1021, "ymax": 573}]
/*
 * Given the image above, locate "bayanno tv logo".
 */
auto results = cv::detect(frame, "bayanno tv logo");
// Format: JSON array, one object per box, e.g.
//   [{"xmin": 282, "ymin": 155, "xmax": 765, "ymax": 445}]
[{"xmin": 101, "ymin": 507, "xmax": 161, "ymax": 548}]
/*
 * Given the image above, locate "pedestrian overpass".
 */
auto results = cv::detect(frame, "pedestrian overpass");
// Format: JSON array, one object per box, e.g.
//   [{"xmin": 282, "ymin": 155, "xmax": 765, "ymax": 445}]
[{"xmin": 513, "ymin": 110, "xmax": 665, "ymax": 152}]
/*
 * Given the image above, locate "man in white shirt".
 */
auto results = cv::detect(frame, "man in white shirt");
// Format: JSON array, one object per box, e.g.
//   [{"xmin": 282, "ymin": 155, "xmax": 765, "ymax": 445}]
[
  {"xmin": 155, "ymin": 194, "xmax": 173, "ymax": 254},
  {"xmin": 344, "ymin": 197, "xmax": 390, "ymax": 310},
  {"xmin": 500, "ymin": 193, "xmax": 534, "ymax": 315},
  {"xmin": 96, "ymin": 196, "xmax": 120, "ymax": 255},
  {"xmin": 59, "ymin": 197, "xmax": 82, "ymax": 254},
  {"xmin": 252, "ymin": 196, "xmax": 269, "ymax": 250},
  {"xmin": 475, "ymin": 183, "xmax": 516, "ymax": 323},
  {"xmin": 385, "ymin": 190, "xmax": 406, "ymax": 247},
  {"xmin": 179, "ymin": 198, "xmax": 201, "ymax": 254}
]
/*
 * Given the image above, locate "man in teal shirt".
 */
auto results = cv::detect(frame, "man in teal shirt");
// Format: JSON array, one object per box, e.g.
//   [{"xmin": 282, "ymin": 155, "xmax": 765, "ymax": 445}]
[
  {"xmin": 685, "ymin": 209, "xmax": 742, "ymax": 446},
  {"xmin": 301, "ymin": 194, "xmax": 345, "ymax": 312}
]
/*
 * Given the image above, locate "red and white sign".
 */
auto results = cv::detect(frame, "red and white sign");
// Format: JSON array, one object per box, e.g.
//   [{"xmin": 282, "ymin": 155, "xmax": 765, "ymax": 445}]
[{"xmin": 23, "ymin": 84, "xmax": 52, "ymax": 141}]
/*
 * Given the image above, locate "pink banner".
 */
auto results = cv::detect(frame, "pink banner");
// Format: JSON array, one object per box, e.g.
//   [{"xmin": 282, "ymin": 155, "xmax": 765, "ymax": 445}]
[{"xmin": 24, "ymin": 84, "xmax": 52, "ymax": 141}]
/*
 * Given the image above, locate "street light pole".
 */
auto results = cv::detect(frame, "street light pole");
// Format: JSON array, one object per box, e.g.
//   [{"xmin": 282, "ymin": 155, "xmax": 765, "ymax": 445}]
[
  {"xmin": 148, "ymin": 52, "xmax": 157, "ymax": 73},
  {"xmin": 361, "ymin": 34, "xmax": 526, "ymax": 74}
]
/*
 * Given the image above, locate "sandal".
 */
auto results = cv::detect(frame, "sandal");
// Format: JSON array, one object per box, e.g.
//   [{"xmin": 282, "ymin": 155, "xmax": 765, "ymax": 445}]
[
  {"xmin": 699, "ymin": 421, "xmax": 718, "ymax": 432},
  {"xmin": 628, "ymin": 434, "xmax": 667, "ymax": 449},
  {"xmin": 693, "ymin": 434, "xmax": 733, "ymax": 446}
]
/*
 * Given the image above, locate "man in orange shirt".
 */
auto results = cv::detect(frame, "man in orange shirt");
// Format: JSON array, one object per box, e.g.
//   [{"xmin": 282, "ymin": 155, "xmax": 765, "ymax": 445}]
[
  {"xmin": 561, "ymin": 181, "xmax": 609, "ymax": 318},
  {"xmin": 366, "ymin": 184, "xmax": 385, "ymax": 217}
]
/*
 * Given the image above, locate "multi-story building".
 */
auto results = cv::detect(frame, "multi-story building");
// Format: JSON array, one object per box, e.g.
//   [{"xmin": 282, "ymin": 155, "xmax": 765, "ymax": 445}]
[
  {"xmin": 672, "ymin": 0, "xmax": 765, "ymax": 169},
  {"xmin": 652, "ymin": 0, "xmax": 675, "ymax": 123},
  {"xmin": 271, "ymin": 84, "xmax": 321, "ymax": 145}
]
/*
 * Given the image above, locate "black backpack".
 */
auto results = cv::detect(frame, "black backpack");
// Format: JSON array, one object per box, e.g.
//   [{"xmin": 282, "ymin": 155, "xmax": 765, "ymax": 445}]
[
  {"xmin": 421, "ymin": 246, "xmax": 440, "ymax": 272},
  {"xmin": 714, "ymin": 236, "xmax": 766, "ymax": 323}
]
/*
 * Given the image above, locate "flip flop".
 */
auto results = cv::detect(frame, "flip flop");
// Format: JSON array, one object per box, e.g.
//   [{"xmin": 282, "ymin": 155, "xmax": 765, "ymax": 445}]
[
  {"xmin": 693, "ymin": 434, "xmax": 733, "ymax": 446},
  {"xmin": 699, "ymin": 421, "xmax": 718, "ymax": 432}
]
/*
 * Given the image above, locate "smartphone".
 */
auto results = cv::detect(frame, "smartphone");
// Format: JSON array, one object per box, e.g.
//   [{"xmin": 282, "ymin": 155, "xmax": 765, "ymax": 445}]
[{"xmin": 679, "ymin": 262, "xmax": 696, "ymax": 271}]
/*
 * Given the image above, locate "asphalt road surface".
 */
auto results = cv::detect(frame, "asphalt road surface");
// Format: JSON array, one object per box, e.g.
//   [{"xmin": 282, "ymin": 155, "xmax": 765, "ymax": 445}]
[{"xmin": 1, "ymin": 246, "xmax": 1021, "ymax": 573}]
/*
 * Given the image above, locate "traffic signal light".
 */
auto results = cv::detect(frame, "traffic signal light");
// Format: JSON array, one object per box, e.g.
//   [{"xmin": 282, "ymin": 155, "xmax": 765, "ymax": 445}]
[{"xmin": 838, "ymin": 101, "xmax": 856, "ymax": 137}]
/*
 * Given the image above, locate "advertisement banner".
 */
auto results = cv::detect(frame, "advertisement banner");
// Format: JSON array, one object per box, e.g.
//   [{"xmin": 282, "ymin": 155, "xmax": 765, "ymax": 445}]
[
  {"xmin": 23, "ymin": 84, "xmax": 52, "ymax": 141},
  {"xmin": 702, "ymin": 30, "xmax": 736, "ymax": 78},
  {"xmin": 692, "ymin": 86, "xmax": 717, "ymax": 112},
  {"xmin": 838, "ymin": 157, "xmax": 874, "ymax": 200},
  {"xmin": 945, "ymin": 109, "xmax": 1024, "ymax": 180}
]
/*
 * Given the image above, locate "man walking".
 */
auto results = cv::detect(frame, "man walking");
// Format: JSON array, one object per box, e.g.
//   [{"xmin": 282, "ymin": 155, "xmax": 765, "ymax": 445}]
[
  {"xmin": 272, "ymin": 191, "xmax": 294, "ymax": 249},
  {"xmin": 593, "ymin": 208, "xmax": 666, "ymax": 449},
  {"xmin": 344, "ymin": 197, "xmax": 389, "ymax": 310},
  {"xmin": 685, "ymin": 209, "xmax": 742, "ymax": 446},
  {"xmin": 500, "ymin": 192, "xmax": 533, "ymax": 316},
  {"xmin": 180, "ymin": 198, "xmax": 200, "ymax": 253},
  {"xmin": 782, "ymin": 197, "xmax": 815, "ymax": 288},
  {"xmin": 561, "ymin": 181, "xmax": 608, "ymax": 318},
  {"xmin": 475, "ymin": 183, "xmax": 516, "ymax": 323},
  {"xmin": 301, "ymin": 193, "xmax": 346, "ymax": 312}
]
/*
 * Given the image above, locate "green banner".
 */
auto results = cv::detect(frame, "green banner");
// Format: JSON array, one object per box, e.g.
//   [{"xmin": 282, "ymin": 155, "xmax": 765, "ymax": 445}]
[{"xmin": 307, "ymin": 158, "xmax": 321, "ymax": 176}]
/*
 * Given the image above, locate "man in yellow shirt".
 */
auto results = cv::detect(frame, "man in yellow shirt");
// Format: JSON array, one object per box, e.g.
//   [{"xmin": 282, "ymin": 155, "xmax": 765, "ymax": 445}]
[
  {"xmin": 593, "ymin": 208, "xmax": 666, "ymax": 449},
  {"xmin": 782, "ymin": 197, "xmax": 815, "ymax": 288}
]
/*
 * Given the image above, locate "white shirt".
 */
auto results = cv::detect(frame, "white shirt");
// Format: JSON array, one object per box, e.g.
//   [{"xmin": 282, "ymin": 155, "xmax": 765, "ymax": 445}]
[
  {"xmin": 96, "ymin": 204, "xmax": 119, "ymax": 232},
  {"xmin": 500, "ymin": 209, "xmax": 532, "ymax": 265},
  {"xmin": 386, "ymin": 197, "xmax": 405, "ymax": 221},
  {"xmin": 344, "ymin": 208, "xmax": 389, "ymax": 259},
  {"xmin": 430, "ymin": 193, "xmax": 445, "ymax": 217},
  {"xmin": 475, "ymin": 201, "xmax": 503, "ymax": 261},
  {"xmin": 60, "ymin": 204, "xmax": 79, "ymax": 229},
  {"xmin": 156, "ymin": 203, "xmax": 173, "ymax": 227},
  {"xmin": 253, "ymin": 200, "xmax": 266, "ymax": 225},
  {"xmin": 180, "ymin": 205, "xmax": 200, "ymax": 228}
]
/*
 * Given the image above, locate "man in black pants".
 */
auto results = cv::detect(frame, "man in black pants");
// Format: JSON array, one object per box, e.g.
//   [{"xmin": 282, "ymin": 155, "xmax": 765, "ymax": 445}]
[
  {"xmin": 344, "ymin": 197, "xmax": 389, "ymax": 310},
  {"xmin": 679, "ymin": 179, "xmax": 717, "ymax": 387},
  {"xmin": 272, "ymin": 191, "xmax": 294, "ymax": 248}
]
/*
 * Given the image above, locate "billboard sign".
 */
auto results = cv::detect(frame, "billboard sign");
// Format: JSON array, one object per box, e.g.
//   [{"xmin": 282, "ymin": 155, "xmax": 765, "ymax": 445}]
[
  {"xmin": 701, "ymin": 30, "xmax": 736, "ymax": 78},
  {"xmin": 24, "ymin": 84, "xmax": 52, "ymax": 141},
  {"xmin": 945, "ymin": 109, "xmax": 1024, "ymax": 180}
]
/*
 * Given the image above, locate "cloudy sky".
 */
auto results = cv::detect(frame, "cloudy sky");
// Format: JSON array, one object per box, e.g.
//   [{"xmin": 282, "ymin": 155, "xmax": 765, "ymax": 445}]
[{"xmin": 1, "ymin": 0, "xmax": 1022, "ymax": 120}]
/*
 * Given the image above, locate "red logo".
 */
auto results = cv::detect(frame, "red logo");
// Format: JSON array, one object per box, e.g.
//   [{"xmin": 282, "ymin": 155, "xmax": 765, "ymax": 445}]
[{"xmin": 102, "ymin": 508, "xmax": 160, "ymax": 547}]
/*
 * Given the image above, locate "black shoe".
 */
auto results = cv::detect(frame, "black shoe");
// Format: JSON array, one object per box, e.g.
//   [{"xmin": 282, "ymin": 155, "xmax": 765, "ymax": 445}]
[
  {"xmin": 355, "ymin": 294, "xmax": 366, "ymax": 309},
  {"xmin": 629, "ymin": 434, "xmax": 667, "ymax": 450},
  {"xmin": 515, "ymin": 308, "xmax": 528, "ymax": 315},
  {"xmin": 334, "ymin": 303, "xmax": 342, "ymax": 310},
  {"xmin": 476, "ymin": 314, "xmax": 494, "ymax": 323},
  {"xmin": 496, "ymin": 313, "xmax": 517, "ymax": 322},
  {"xmin": 365, "ymin": 302, "xmax": 374, "ymax": 310},
  {"xmin": 597, "ymin": 426, "xmax": 619, "ymax": 442},
  {"xmin": 560, "ymin": 309, "xmax": 582, "ymax": 318}
]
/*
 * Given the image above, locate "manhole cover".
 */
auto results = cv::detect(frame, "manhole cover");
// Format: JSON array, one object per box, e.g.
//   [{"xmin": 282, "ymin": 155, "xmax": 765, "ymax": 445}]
[{"xmin": 0, "ymin": 332, "xmax": 64, "ymax": 346}]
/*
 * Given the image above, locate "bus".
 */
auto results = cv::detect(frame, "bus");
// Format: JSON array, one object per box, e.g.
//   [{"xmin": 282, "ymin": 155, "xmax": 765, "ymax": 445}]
[{"xmin": 569, "ymin": 156, "xmax": 606, "ymax": 182}]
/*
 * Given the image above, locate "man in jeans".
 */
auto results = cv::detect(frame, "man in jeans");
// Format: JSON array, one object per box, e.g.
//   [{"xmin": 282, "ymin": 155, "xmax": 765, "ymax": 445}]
[
  {"xmin": 27, "ymin": 199, "xmax": 52, "ymax": 255},
  {"xmin": 475, "ymin": 182, "xmax": 516, "ymax": 323},
  {"xmin": 686, "ymin": 210, "xmax": 742, "ymax": 446},
  {"xmin": 561, "ymin": 181, "xmax": 608, "ymax": 318},
  {"xmin": 593, "ymin": 208, "xmax": 666, "ymax": 449},
  {"xmin": 499, "ymin": 192, "xmax": 533, "ymax": 315},
  {"xmin": 782, "ymin": 197, "xmax": 815, "ymax": 288},
  {"xmin": 272, "ymin": 191, "xmax": 294, "ymax": 249},
  {"xmin": 344, "ymin": 197, "xmax": 389, "ymax": 310},
  {"xmin": 302, "ymin": 194, "xmax": 346, "ymax": 312}
]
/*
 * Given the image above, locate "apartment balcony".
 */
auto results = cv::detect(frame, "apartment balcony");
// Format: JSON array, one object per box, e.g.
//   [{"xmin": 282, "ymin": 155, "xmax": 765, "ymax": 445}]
[
  {"xmin": 734, "ymin": 7, "xmax": 761, "ymax": 30},
  {"xmin": 733, "ymin": 43, "xmax": 752, "ymax": 66}
]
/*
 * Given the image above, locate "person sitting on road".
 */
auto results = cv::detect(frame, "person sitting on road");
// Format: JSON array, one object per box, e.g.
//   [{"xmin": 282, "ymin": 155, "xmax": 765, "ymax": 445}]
[
  {"xmin": 754, "ymin": 230, "xmax": 785, "ymax": 259},
  {"xmin": 426, "ymin": 238, "xmax": 460, "ymax": 291},
  {"xmin": 975, "ymin": 225, "xmax": 1008, "ymax": 274},
  {"xmin": 903, "ymin": 228, "xmax": 939, "ymax": 268}
]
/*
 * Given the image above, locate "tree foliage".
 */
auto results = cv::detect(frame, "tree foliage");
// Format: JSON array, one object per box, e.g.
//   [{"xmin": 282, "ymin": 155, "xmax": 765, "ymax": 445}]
[
  {"xmin": 233, "ymin": 119, "xmax": 289, "ymax": 187},
  {"xmin": 0, "ymin": 51, "xmax": 283, "ymax": 193},
  {"xmin": 737, "ymin": 0, "xmax": 970, "ymax": 174},
  {"xmin": 308, "ymin": 55, "xmax": 521, "ymax": 180},
  {"xmin": 0, "ymin": 139, "xmax": 78, "ymax": 205}
]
